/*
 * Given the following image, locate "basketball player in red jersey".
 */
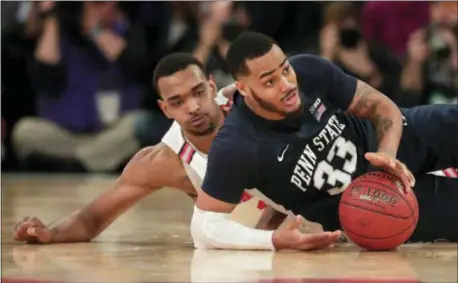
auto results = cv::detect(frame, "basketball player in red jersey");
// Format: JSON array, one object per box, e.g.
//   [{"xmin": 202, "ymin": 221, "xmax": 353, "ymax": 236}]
[{"xmin": 13, "ymin": 53, "xmax": 339, "ymax": 250}]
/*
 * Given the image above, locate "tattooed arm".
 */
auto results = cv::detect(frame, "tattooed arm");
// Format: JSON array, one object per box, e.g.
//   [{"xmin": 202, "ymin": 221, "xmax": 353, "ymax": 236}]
[
  {"xmin": 13, "ymin": 144, "xmax": 196, "ymax": 244},
  {"xmin": 346, "ymin": 80, "xmax": 415, "ymax": 190},
  {"xmin": 347, "ymin": 80, "xmax": 402, "ymax": 157}
]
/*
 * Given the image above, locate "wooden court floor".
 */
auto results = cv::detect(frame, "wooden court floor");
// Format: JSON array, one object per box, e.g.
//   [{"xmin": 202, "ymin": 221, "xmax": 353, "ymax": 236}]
[{"xmin": 1, "ymin": 174, "xmax": 457, "ymax": 283}]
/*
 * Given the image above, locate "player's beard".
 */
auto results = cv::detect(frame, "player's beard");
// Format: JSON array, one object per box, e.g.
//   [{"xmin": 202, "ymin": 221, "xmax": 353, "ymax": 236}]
[
  {"xmin": 250, "ymin": 88, "xmax": 303, "ymax": 119},
  {"xmin": 186, "ymin": 113, "xmax": 218, "ymax": 136},
  {"xmin": 187, "ymin": 121, "xmax": 216, "ymax": 136}
]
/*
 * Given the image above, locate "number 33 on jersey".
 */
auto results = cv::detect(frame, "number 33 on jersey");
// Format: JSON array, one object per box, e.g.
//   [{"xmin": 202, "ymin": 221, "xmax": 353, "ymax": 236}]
[{"xmin": 289, "ymin": 115, "xmax": 359, "ymax": 195}]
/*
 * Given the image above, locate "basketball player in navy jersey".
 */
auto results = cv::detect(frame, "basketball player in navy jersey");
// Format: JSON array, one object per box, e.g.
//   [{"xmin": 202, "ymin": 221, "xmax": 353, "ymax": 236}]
[{"xmin": 191, "ymin": 32, "xmax": 458, "ymax": 251}]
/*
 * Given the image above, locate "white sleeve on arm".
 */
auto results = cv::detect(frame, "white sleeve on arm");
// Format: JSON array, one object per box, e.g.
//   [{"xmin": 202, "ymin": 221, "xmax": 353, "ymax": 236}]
[{"xmin": 191, "ymin": 206, "xmax": 275, "ymax": 250}]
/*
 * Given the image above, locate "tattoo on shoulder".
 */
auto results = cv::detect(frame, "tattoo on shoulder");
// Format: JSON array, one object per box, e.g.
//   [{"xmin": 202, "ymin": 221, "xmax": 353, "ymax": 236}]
[{"xmin": 353, "ymin": 81, "xmax": 377, "ymax": 111}]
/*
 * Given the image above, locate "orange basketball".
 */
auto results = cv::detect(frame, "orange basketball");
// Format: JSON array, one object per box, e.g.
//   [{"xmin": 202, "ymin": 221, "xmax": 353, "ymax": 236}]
[{"xmin": 339, "ymin": 172, "xmax": 419, "ymax": 251}]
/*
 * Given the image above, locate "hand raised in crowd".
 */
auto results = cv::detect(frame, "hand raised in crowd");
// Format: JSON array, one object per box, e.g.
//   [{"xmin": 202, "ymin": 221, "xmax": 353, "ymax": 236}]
[
  {"xmin": 320, "ymin": 24, "xmax": 339, "ymax": 60},
  {"xmin": 407, "ymin": 29, "xmax": 430, "ymax": 64}
]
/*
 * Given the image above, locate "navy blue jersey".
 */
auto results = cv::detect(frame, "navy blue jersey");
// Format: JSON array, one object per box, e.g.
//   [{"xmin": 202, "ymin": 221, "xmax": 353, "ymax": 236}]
[{"xmin": 202, "ymin": 54, "xmax": 378, "ymax": 215}]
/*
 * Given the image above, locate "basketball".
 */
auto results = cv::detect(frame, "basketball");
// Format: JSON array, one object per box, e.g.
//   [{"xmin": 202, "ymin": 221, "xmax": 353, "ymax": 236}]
[{"xmin": 339, "ymin": 172, "xmax": 419, "ymax": 251}]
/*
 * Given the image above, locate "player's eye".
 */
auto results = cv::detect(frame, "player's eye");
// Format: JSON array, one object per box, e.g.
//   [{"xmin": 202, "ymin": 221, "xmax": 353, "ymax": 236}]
[
  {"xmin": 170, "ymin": 100, "xmax": 182, "ymax": 108},
  {"xmin": 194, "ymin": 90, "xmax": 204, "ymax": 97},
  {"xmin": 282, "ymin": 66, "xmax": 290, "ymax": 75},
  {"xmin": 264, "ymin": 79, "xmax": 275, "ymax": 87}
]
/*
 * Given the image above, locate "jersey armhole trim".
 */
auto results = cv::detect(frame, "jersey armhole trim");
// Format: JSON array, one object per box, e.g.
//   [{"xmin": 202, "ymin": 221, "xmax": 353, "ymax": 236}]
[{"xmin": 179, "ymin": 143, "xmax": 196, "ymax": 164}]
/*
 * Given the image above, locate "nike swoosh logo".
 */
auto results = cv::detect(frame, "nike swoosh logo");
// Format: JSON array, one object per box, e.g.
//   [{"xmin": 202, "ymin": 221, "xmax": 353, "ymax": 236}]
[{"xmin": 277, "ymin": 144, "xmax": 289, "ymax": 162}]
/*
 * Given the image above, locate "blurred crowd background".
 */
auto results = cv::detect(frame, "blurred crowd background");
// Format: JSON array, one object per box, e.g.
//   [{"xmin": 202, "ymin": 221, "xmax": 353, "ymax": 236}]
[{"xmin": 1, "ymin": 1, "xmax": 457, "ymax": 173}]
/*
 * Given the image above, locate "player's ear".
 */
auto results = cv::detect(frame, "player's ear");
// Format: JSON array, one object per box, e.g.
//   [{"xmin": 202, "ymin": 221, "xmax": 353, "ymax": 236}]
[
  {"xmin": 157, "ymin": 99, "xmax": 172, "ymax": 119},
  {"xmin": 235, "ymin": 81, "xmax": 248, "ymax": 97},
  {"xmin": 207, "ymin": 75, "xmax": 217, "ymax": 98}
]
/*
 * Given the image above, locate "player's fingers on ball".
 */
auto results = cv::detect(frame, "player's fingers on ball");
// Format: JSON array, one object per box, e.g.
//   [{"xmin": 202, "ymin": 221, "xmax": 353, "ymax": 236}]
[
  {"xmin": 404, "ymin": 172, "xmax": 414, "ymax": 191},
  {"xmin": 391, "ymin": 166, "xmax": 410, "ymax": 191},
  {"xmin": 399, "ymin": 176, "xmax": 411, "ymax": 192},
  {"xmin": 386, "ymin": 158, "xmax": 397, "ymax": 169},
  {"xmin": 393, "ymin": 159, "xmax": 405, "ymax": 172},
  {"xmin": 399, "ymin": 163, "xmax": 415, "ymax": 188},
  {"xmin": 410, "ymin": 174, "xmax": 416, "ymax": 187},
  {"xmin": 405, "ymin": 169, "xmax": 415, "ymax": 187},
  {"xmin": 400, "ymin": 171, "xmax": 412, "ymax": 191},
  {"xmin": 22, "ymin": 216, "xmax": 30, "ymax": 222}
]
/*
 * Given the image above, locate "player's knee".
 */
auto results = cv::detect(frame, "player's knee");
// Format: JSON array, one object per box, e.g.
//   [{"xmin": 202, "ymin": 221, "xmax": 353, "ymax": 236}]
[{"xmin": 12, "ymin": 118, "xmax": 50, "ymax": 157}]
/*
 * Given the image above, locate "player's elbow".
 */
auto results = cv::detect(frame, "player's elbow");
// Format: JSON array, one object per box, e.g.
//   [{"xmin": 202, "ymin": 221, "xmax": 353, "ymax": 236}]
[
  {"xmin": 190, "ymin": 206, "xmax": 221, "ymax": 249},
  {"xmin": 190, "ymin": 207, "xmax": 207, "ymax": 249}
]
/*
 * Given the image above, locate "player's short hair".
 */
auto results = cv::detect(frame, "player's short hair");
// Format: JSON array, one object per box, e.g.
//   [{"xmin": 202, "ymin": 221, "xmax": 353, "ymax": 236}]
[
  {"xmin": 226, "ymin": 32, "xmax": 278, "ymax": 78},
  {"xmin": 153, "ymin": 53, "xmax": 206, "ymax": 94}
]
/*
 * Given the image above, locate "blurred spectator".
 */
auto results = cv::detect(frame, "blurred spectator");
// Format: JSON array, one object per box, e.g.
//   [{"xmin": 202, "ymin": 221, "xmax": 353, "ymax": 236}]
[
  {"xmin": 362, "ymin": 1, "xmax": 430, "ymax": 57},
  {"xmin": 198, "ymin": 2, "xmax": 251, "ymax": 87},
  {"xmin": 2, "ymin": 1, "xmax": 41, "ymax": 170},
  {"xmin": 399, "ymin": 1, "xmax": 458, "ymax": 106},
  {"xmin": 245, "ymin": 2, "xmax": 324, "ymax": 55},
  {"xmin": 1, "ymin": 1, "xmax": 23, "ymax": 27},
  {"xmin": 12, "ymin": 1, "xmax": 147, "ymax": 173},
  {"xmin": 318, "ymin": 2, "xmax": 401, "ymax": 98}
]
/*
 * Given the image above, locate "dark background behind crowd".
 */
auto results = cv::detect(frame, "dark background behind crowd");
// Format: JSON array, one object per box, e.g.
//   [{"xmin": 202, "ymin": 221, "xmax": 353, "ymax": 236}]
[{"xmin": 1, "ymin": 1, "xmax": 457, "ymax": 173}]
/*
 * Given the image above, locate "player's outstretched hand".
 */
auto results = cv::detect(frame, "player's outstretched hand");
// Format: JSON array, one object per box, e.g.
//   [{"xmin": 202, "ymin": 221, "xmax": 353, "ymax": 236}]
[
  {"xmin": 365, "ymin": 152, "xmax": 415, "ymax": 192},
  {"xmin": 272, "ymin": 215, "xmax": 341, "ymax": 251},
  {"xmin": 14, "ymin": 217, "xmax": 53, "ymax": 244}
]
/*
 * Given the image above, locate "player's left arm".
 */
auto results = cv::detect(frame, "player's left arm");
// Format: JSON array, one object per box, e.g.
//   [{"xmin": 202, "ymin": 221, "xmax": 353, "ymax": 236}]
[
  {"xmin": 347, "ymin": 80, "xmax": 402, "ymax": 157},
  {"xmin": 346, "ymin": 80, "xmax": 415, "ymax": 190}
]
